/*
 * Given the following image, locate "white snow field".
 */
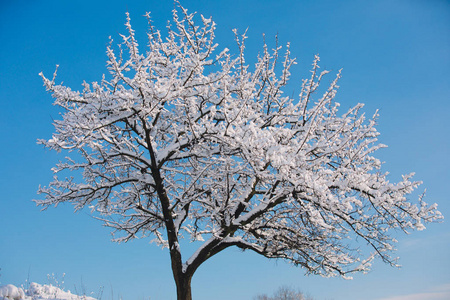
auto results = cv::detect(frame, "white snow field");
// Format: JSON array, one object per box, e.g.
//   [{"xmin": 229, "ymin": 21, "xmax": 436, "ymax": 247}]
[{"xmin": 0, "ymin": 283, "xmax": 97, "ymax": 300}]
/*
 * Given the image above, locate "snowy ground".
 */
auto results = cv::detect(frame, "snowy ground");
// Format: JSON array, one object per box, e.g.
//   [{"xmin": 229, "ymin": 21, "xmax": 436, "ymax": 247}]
[{"xmin": 0, "ymin": 283, "xmax": 97, "ymax": 300}]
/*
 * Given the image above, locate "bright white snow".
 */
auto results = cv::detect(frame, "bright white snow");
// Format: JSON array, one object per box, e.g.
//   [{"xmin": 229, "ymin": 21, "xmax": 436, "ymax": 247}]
[
  {"xmin": 0, "ymin": 283, "xmax": 97, "ymax": 300},
  {"xmin": 0, "ymin": 285, "xmax": 24, "ymax": 300}
]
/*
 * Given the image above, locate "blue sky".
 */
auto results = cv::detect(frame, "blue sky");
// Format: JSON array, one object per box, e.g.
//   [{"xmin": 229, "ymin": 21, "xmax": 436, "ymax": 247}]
[{"xmin": 0, "ymin": 0, "xmax": 449, "ymax": 299}]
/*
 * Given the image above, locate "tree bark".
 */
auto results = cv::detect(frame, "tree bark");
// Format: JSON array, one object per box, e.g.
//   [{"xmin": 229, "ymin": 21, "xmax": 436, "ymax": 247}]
[
  {"xmin": 144, "ymin": 125, "xmax": 193, "ymax": 299},
  {"xmin": 174, "ymin": 273, "xmax": 193, "ymax": 300}
]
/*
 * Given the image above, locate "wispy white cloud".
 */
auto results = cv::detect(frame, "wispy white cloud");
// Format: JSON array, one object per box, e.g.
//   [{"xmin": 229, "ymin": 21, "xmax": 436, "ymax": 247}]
[
  {"xmin": 376, "ymin": 284, "xmax": 450, "ymax": 300},
  {"xmin": 399, "ymin": 231, "xmax": 450, "ymax": 250}
]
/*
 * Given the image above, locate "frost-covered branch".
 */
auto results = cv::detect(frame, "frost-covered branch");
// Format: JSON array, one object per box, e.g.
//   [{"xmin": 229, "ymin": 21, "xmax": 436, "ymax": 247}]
[{"xmin": 37, "ymin": 3, "xmax": 442, "ymax": 299}]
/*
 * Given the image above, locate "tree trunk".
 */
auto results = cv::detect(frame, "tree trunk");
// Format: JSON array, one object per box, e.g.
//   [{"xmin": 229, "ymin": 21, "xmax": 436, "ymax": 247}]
[{"xmin": 174, "ymin": 273, "xmax": 193, "ymax": 300}]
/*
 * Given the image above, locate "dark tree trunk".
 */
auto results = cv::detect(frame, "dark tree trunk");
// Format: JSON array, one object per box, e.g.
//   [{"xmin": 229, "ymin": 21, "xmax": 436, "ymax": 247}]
[
  {"xmin": 147, "ymin": 142, "xmax": 193, "ymax": 299},
  {"xmin": 174, "ymin": 273, "xmax": 193, "ymax": 300}
]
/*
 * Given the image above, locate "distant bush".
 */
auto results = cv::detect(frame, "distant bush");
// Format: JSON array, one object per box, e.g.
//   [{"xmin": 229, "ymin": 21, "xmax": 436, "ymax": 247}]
[{"xmin": 254, "ymin": 286, "xmax": 314, "ymax": 300}]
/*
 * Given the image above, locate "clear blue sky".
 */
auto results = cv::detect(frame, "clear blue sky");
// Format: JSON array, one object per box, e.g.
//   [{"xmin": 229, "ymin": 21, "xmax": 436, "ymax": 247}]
[{"xmin": 0, "ymin": 0, "xmax": 449, "ymax": 299}]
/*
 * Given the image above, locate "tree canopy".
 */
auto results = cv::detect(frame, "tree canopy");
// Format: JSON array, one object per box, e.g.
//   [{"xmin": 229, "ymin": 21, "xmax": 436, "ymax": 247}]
[{"xmin": 37, "ymin": 4, "xmax": 442, "ymax": 299}]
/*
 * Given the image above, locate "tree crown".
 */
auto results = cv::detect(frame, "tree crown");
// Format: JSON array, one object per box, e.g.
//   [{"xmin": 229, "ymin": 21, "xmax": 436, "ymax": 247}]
[{"xmin": 37, "ymin": 4, "xmax": 442, "ymax": 279}]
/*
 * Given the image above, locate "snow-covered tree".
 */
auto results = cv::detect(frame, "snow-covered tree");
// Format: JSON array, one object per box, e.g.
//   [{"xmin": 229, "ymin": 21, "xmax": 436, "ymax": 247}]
[{"xmin": 37, "ymin": 4, "xmax": 442, "ymax": 300}]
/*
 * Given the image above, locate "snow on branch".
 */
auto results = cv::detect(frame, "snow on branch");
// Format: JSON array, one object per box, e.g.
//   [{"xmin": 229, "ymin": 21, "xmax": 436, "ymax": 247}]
[{"xmin": 37, "ymin": 3, "xmax": 442, "ymax": 281}]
